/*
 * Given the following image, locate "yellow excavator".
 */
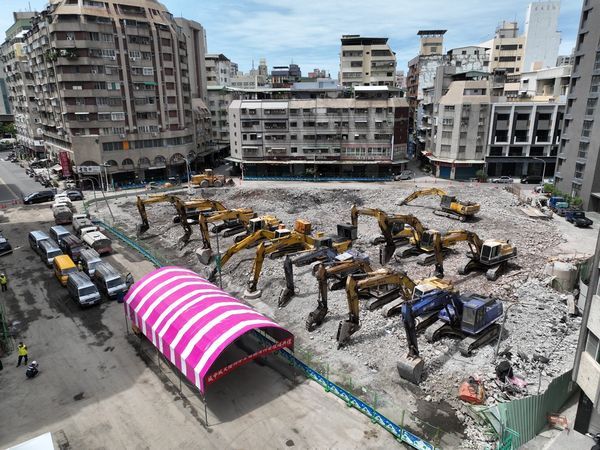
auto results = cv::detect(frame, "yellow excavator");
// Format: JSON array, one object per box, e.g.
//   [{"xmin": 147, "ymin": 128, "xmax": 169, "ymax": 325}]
[
  {"xmin": 198, "ymin": 208, "xmax": 256, "ymax": 250},
  {"xmin": 455, "ymin": 230, "xmax": 517, "ymax": 280},
  {"xmin": 232, "ymin": 214, "xmax": 283, "ymax": 242},
  {"xmin": 350, "ymin": 205, "xmax": 430, "ymax": 264},
  {"xmin": 336, "ymin": 268, "xmax": 454, "ymax": 346},
  {"xmin": 399, "ymin": 187, "xmax": 480, "ymax": 222},
  {"xmin": 190, "ymin": 169, "xmax": 235, "ymax": 188},
  {"xmin": 136, "ymin": 195, "xmax": 228, "ymax": 245},
  {"xmin": 244, "ymin": 221, "xmax": 358, "ymax": 299}
]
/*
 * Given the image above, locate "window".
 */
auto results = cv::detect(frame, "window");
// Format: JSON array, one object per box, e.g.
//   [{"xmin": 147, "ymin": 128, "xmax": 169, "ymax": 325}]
[
  {"xmin": 590, "ymin": 76, "xmax": 600, "ymax": 93},
  {"xmin": 442, "ymin": 118, "xmax": 454, "ymax": 126},
  {"xmin": 458, "ymin": 145, "xmax": 466, "ymax": 154},
  {"xmin": 586, "ymin": 98, "xmax": 597, "ymax": 116},
  {"xmin": 97, "ymin": 112, "xmax": 111, "ymax": 121},
  {"xmin": 575, "ymin": 162, "xmax": 586, "ymax": 179},
  {"xmin": 111, "ymin": 112, "xmax": 125, "ymax": 121},
  {"xmin": 582, "ymin": 120, "xmax": 594, "ymax": 138},
  {"xmin": 441, "ymin": 144, "xmax": 451, "ymax": 153},
  {"xmin": 107, "ymin": 82, "xmax": 120, "ymax": 90},
  {"xmin": 578, "ymin": 141, "xmax": 589, "ymax": 159},
  {"xmin": 142, "ymin": 67, "xmax": 153, "ymax": 76},
  {"xmin": 442, "ymin": 131, "xmax": 452, "ymax": 139},
  {"xmin": 445, "ymin": 105, "xmax": 455, "ymax": 112}
]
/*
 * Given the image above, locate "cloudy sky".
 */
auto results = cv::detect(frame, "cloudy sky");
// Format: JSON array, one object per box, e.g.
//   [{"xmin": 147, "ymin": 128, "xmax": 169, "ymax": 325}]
[{"xmin": 3, "ymin": 0, "xmax": 583, "ymax": 76}]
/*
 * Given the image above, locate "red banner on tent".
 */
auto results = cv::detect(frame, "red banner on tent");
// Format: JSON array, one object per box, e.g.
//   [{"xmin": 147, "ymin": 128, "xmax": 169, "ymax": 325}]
[
  {"xmin": 58, "ymin": 151, "xmax": 71, "ymax": 177},
  {"xmin": 205, "ymin": 337, "xmax": 294, "ymax": 386}
]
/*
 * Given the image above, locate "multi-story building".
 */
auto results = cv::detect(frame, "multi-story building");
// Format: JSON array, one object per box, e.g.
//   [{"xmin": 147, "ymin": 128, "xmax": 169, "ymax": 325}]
[
  {"xmin": 407, "ymin": 30, "xmax": 446, "ymax": 148},
  {"xmin": 556, "ymin": 0, "xmax": 600, "ymax": 211},
  {"xmin": 428, "ymin": 76, "xmax": 491, "ymax": 179},
  {"xmin": 271, "ymin": 64, "xmax": 301, "ymax": 88},
  {"xmin": 395, "ymin": 70, "xmax": 405, "ymax": 89},
  {"xmin": 257, "ymin": 58, "xmax": 268, "ymax": 86},
  {"xmin": 18, "ymin": 0, "xmax": 210, "ymax": 186},
  {"xmin": 207, "ymin": 85, "xmax": 240, "ymax": 158},
  {"xmin": 1, "ymin": 12, "xmax": 40, "ymax": 156},
  {"xmin": 487, "ymin": 22, "xmax": 526, "ymax": 77},
  {"xmin": 522, "ymin": 1, "xmax": 561, "ymax": 72},
  {"xmin": 557, "ymin": 54, "xmax": 575, "ymax": 67},
  {"xmin": 339, "ymin": 35, "xmax": 396, "ymax": 88},
  {"xmin": 572, "ymin": 226, "xmax": 600, "ymax": 435},
  {"xmin": 228, "ymin": 87, "xmax": 409, "ymax": 179},
  {"xmin": 205, "ymin": 53, "xmax": 233, "ymax": 87},
  {"xmin": 486, "ymin": 65, "xmax": 569, "ymax": 178},
  {"xmin": 230, "ymin": 72, "xmax": 258, "ymax": 89},
  {"xmin": 308, "ymin": 68, "xmax": 327, "ymax": 79}
]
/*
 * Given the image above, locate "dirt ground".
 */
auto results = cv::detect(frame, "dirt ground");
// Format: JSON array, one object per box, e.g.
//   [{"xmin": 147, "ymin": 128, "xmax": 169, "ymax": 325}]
[
  {"xmin": 97, "ymin": 180, "xmax": 596, "ymax": 448},
  {"xmin": 0, "ymin": 204, "xmax": 398, "ymax": 450}
]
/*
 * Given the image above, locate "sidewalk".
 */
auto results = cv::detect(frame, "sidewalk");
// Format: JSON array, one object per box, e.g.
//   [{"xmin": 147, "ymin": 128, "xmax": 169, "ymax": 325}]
[{"xmin": 522, "ymin": 393, "xmax": 594, "ymax": 450}]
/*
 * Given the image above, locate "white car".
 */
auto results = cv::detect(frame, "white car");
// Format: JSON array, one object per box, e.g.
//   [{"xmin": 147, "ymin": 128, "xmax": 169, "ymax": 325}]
[{"xmin": 491, "ymin": 176, "xmax": 514, "ymax": 184}]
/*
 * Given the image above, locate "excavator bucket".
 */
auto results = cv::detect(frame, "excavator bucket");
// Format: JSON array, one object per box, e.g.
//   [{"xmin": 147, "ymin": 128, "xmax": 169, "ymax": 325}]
[
  {"xmin": 136, "ymin": 223, "xmax": 149, "ymax": 236},
  {"xmin": 306, "ymin": 306, "xmax": 328, "ymax": 332},
  {"xmin": 278, "ymin": 288, "xmax": 294, "ymax": 307},
  {"xmin": 336, "ymin": 320, "xmax": 360, "ymax": 347},
  {"xmin": 397, "ymin": 356, "xmax": 425, "ymax": 384},
  {"xmin": 379, "ymin": 243, "xmax": 396, "ymax": 265}
]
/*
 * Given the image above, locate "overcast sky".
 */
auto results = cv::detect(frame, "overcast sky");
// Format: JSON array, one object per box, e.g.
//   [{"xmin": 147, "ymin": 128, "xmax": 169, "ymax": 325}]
[{"xmin": 2, "ymin": 0, "xmax": 583, "ymax": 77}]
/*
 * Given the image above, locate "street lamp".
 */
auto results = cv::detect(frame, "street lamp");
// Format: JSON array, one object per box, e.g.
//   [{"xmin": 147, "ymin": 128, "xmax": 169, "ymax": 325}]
[
  {"xmin": 100, "ymin": 163, "xmax": 111, "ymax": 192},
  {"xmin": 80, "ymin": 176, "xmax": 114, "ymax": 223},
  {"xmin": 532, "ymin": 156, "xmax": 546, "ymax": 184}
]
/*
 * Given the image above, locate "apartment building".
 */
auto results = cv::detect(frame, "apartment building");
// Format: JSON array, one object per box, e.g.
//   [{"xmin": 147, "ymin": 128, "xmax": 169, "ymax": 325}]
[
  {"xmin": 207, "ymin": 85, "xmax": 239, "ymax": 157},
  {"xmin": 556, "ymin": 0, "xmax": 600, "ymax": 211},
  {"xmin": 17, "ymin": 0, "xmax": 210, "ymax": 186},
  {"xmin": 487, "ymin": 22, "xmax": 526, "ymax": 77},
  {"xmin": 573, "ymin": 219, "xmax": 600, "ymax": 435},
  {"xmin": 228, "ymin": 87, "xmax": 409, "ymax": 179},
  {"xmin": 271, "ymin": 64, "xmax": 301, "ymax": 88},
  {"xmin": 407, "ymin": 30, "xmax": 446, "ymax": 149},
  {"xmin": 522, "ymin": 1, "xmax": 561, "ymax": 72},
  {"xmin": 205, "ymin": 53, "xmax": 234, "ymax": 86},
  {"xmin": 428, "ymin": 77, "xmax": 490, "ymax": 179},
  {"xmin": 486, "ymin": 65, "xmax": 569, "ymax": 178},
  {"xmin": 0, "ymin": 12, "xmax": 40, "ymax": 155},
  {"xmin": 339, "ymin": 35, "xmax": 397, "ymax": 88}
]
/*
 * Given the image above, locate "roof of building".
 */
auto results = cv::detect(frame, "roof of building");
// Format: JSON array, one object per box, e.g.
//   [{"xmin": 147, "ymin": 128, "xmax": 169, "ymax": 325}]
[
  {"xmin": 417, "ymin": 30, "xmax": 447, "ymax": 36},
  {"xmin": 124, "ymin": 267, "xmax": 293, "ymax": 393},
  {"xmin": 341, "ymin": 35, "xmax": 388, "ymax": 45}
]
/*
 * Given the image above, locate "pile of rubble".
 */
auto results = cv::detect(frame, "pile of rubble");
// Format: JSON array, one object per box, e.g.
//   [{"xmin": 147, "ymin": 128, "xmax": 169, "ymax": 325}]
[{"xmin": 102, "ymin": 183, "xmax": 588, "ymax": 448}]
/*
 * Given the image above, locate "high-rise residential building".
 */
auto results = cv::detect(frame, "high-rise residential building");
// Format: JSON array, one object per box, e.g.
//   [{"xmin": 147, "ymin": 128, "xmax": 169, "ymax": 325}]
[
  {"xmin": 488, "ymin": 21, "xmax": 526, "ymax": 77},
  {"xmin": 522, "ymin": 1, "xmax": 561, "ymax": 72},
  {"xmin": 1, "ymin": 12, "xmax": 39, "ymax": 154},
  {"xmin": 572, "ymin": 226, "xmax": 600, "ymax": 435},
  {"xmin": 228, "ymin": 86, "xmax": 409, "ymax": 179},
  {"xmin": 556, "ymin": 0, "xmax": 600, "ymax": 211},
  {"xmin": 339, "ymin": 35, "xmax": 397, "ymax": 88},
  {"xmin": 395, "ymin": 70, "xmax": 405, "ymax": 89},
  {"xmin": 205, "ymin": 53, "xmax": 233, "ymax": 86},
  {"xmin": 15, "ymin": 0, "xmax": 210, "ymax": 186}
]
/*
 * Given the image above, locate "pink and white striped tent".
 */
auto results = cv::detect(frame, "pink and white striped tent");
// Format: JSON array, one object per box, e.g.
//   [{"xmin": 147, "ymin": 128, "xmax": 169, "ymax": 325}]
[{"xmin": 124, "ymin": 266, "xmax": 294, "ymax": 393}]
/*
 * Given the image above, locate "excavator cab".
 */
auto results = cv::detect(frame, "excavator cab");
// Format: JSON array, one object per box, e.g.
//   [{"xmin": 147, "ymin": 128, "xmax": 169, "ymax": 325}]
[
  {"xmin": 419, "ymin": 230, "xmax": 438, "ymax": 251},
  {"xmin": 440, "ymin": 195, "xmax": 456, "ymax": 209}
]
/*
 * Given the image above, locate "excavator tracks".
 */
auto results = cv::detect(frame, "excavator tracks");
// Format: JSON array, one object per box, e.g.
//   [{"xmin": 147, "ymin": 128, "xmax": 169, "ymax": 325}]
[
  {"xmin": 458, "ymin": 324, "xmax": 501, "ymax": 356},
  {"xmin": 433, "ymin": 209, "xmax": 468, "ymax": 222}
]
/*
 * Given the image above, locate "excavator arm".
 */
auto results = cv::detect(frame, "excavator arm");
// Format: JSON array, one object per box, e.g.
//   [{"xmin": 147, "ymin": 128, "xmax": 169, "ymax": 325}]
[
  {"xmin": 337, "ymin": 269, "xmax": 417, "ymax": 346},
  {"xmin": 169, "ymin": 196, "xmax": 193, "ymax": 246},
  {"xmin": 136, "ymin": 194, "xmax": 175, "ymax": 235},
  {"xmin": 246, "ymin": 233, "xmax": 311, "ymax": 296},
  {"xmin": 397, "ymin": 290, "xmax": 459, "ymax": 383},
  {"xmin": 278, "ymin": 247, "xmax": 338, "ymax": 307},
  {"xmin": 399, "ymin": 188, "xmax": 447, "ymax": 206},
  {"xmin": 198, "ymin": 208, "xmax": 254, "ymax": 250},
  {"xmin": 307, "ymin": 256, "xmax": 372, "ymax": 331}
]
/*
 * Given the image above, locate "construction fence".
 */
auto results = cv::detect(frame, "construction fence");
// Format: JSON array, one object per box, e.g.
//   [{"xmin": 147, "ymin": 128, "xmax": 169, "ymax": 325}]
[{"xmin": 470, "ymin": 369, "xmax": 576, "ymax": 449}]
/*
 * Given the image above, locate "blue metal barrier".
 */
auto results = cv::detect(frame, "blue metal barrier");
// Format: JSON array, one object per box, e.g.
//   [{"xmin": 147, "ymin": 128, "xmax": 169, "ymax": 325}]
[
  {"xmin": 98, "ymin": 221, "xmax": 437, "ymax": 450},
  {"xmin": 242, "ymin": 175, "xmax": 393, "ymax": 182}
]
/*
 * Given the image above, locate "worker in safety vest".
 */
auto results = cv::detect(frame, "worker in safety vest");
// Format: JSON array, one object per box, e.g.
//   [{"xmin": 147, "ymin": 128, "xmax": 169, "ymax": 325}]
[
  {"xmin": 0, "ymin": 273, "xmax": 7, "ymax": 292},
  {"xmin": 17, "ymin": 342, "xmax": 28, "ymax": 367}
]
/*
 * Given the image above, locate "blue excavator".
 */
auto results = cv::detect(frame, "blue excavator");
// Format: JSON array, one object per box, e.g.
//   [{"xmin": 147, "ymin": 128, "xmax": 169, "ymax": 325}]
[{"xmin": 397, "ymin": 290, "xmax": 503, "ymax": 384}]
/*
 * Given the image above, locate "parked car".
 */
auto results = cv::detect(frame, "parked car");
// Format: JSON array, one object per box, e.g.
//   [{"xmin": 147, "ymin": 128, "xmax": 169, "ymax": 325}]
[
  {"xmin": 23, "ymin": 190, "xmax": 55, "ymax": 204},
  {"xmin": 63, "ymin": 190, "xmax": 84, "ymax": 201},
  {"xmin": 394, "ymin": 170, "xmax": 415, "ymax": 181},
  {"xmin": 555, "ymin": 202, "xmax": 571, "ymax": 217},
  {"xmin": 520, "ymin": 175, "xmax": 543, "ymax": 184},
  {"xmin": 566, "ymin": 211, "xmax": 594, "ymax": 228},
  {"xmin": 0, "ymin": 234, "xmax": 13, "ymax": 257},
  {"xmin": 491, "ymin": 176, "xmax": 514, "ymax": 184}
]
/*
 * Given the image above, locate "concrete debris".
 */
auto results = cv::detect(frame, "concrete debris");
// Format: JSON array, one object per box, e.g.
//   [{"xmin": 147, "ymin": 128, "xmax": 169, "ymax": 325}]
[{"xmin": 97, "ymin": 183, "xmax": 588, "ymax": 449}]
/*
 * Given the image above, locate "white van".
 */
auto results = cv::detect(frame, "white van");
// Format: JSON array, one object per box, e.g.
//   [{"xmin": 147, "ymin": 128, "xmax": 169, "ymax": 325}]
[
  {"xmin": 53, "ymin": 205, "xmax": 73, "ymax": 225},
  {"xmin": 93, "ymin": 262, "xmax": 127, "ymax": 299},
  {"xmin": 79, "ymin": 248, "xmax": 102, "ymax": 277},
  {"xmin": 82, "ymin": 231, "xmax": 112, "ymax": 255},
  {"xmin": 49, "ymin": 225, "xmax": 71, "ymax": 245},
  {"xmin": 28, "ymin": 230, "xmax": 49, "ymax": 255},
  {"xmin": 38, "ymin": 238, "xmax": 63, "ymax": 266},
  {"xmin": 67, "ymin": 272, "xmax": 101, "ymax": 307}
]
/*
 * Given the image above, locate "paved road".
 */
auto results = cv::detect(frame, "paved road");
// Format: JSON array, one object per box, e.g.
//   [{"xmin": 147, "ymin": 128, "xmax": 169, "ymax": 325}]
[
  {"xmin": 0, "ymin": 151, "xmax": 46, "ymax": 202},
  {"xmin": 0, "ymin": 205, "xmax": 394, "ymax": 449}
]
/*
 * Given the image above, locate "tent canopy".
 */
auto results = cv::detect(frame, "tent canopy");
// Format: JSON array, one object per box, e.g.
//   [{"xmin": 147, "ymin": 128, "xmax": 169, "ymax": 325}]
[{"xmin": 124, "ymin": 267, "xmax": 293, "ymax": 393}]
